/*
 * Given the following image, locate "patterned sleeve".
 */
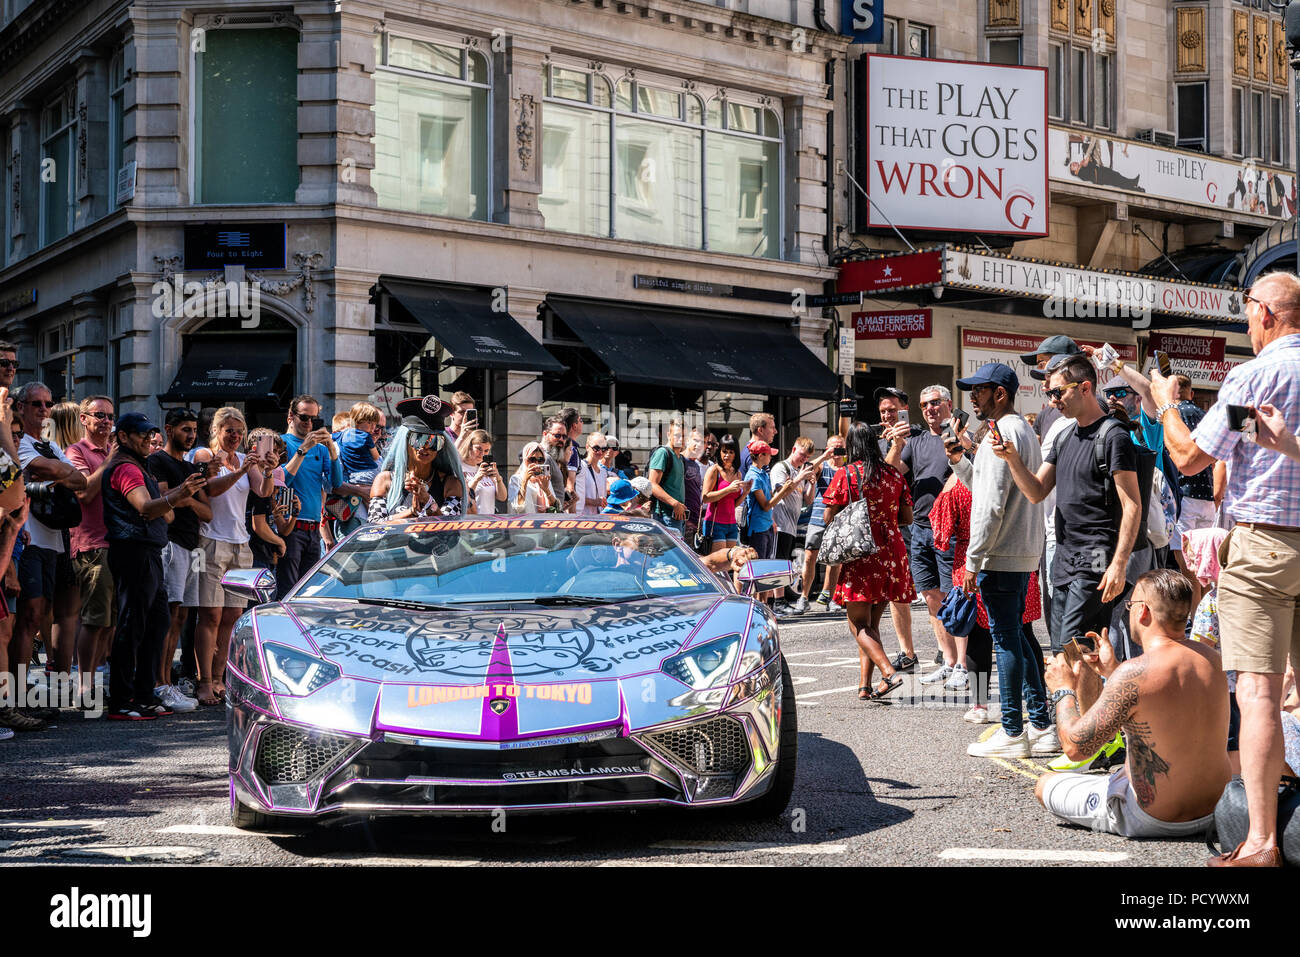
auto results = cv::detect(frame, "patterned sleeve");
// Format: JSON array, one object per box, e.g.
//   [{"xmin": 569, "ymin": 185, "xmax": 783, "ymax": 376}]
[
  {"xmin": 368, "ymin": 494, "xmax": 391, "ymax": 523},
  {"xmin": 439, "ymin": 495, "xmax": 462, "ymax": 518},
  {"xmin": 930, "ymin": 490, "xmax": 954, "ymax": 551},
  {"xmin": 821, "ymin": 466, "xmax": 848, "ymax": 506}
]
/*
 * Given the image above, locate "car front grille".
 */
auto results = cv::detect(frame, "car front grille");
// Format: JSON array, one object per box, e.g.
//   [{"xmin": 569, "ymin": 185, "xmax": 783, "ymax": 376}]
[
  {"xmin": 255, "ymin": 725, "xmax": 355, "ymax": 784},
  {"xmin": 642, "ymin": 716, "xmax": 750, "ymax": 775}
]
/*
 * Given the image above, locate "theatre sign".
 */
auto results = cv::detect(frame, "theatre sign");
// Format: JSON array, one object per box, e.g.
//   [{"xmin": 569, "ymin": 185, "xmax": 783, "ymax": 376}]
[{"xmin": 943, "ymin": 248, "xmax": 1243, "ymax": 324}]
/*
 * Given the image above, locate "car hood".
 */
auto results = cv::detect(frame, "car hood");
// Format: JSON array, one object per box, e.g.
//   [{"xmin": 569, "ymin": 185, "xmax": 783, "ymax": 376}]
[{"xmin": 264, "ymin": 594, "xmax": 760, "ymax": 738}]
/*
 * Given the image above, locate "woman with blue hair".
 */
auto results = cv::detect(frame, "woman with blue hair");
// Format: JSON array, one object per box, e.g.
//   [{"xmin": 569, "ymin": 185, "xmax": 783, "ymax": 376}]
[{"xmin": 367, "ymin": 396, "xmax": 465, "ymax": 522}]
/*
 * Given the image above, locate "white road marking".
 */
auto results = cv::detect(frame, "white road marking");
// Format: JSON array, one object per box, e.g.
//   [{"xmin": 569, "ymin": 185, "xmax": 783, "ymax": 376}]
[
  {"xmin": 780, "ymin": 650, "xmax": 831, "ymax": 658},
  {"xmin": 0, "ymin": 819, "xmax": 103, "ymax": 830},
  {"xmin": 650, "ymin": 840, "xmax": 847, "ymax": 855},
  {"xmin": 796, "ymin": 684, "xmax": 863, "ymax": 699},
  {"xmin": 157, "ymin": 824, "xmax": 297, "ymax": 838},
  {"xmin": 938, "ymin": 847, "xmax": 1129, "ymax": 863},
  {"xmin": 58, "ymin": 845, "xmax": 213, "ymax": 862},
  {"xmin": 301, "ymin": 854, "xmax": 479, "ymax": 866},
  {"xmin": 601, "ymin": 860, "xmax": 773, "ymax": 867},
  {"xmin": 790, "ymin": 676, "xmax": 818, "ymax": 685}
]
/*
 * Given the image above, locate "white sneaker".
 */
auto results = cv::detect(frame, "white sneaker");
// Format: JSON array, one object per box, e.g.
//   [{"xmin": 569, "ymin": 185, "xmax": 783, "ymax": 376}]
[
  {"xmin": 827, "ymin": 600, "xmax": 844, "ymax": 613},
  {"xmin": 963, "ymin": 706, "xmax": 989, "ymax": 724},
  {"xmin": 172, "ymin": 683, "xmax": 199, "ymax": 706},
  {"xmin": 176, "ymin": 678, "xmax": 197, "ymax": 698},
  {"xmin": 0, "ymin": 726, "xmax": 13, "ymax": 741},
  {"xmin": 919, "ymin": 664, "xmax": 953, "ymax": 685},
  {"xmin": 944, "ymin": 665, "xmax": 970, "ymax": 691},
  {"xmin": 156, "ymin": 685, "xmax": 197, "ymax": 713},
  {"xmin": 789, "ymin": 596, "xmax": 808, "ymax": 615},
  {"xmin": 967, "ymin": 726, "xmax": 1029, "ymax": 757},
  {"xmin": 1027, "ymin": 723, "xmax": 1060, "ymax": 756}
]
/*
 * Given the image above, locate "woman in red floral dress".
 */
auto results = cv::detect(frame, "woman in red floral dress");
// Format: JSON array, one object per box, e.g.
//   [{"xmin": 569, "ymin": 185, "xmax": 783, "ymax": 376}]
[{"xmin": 822, "ymin": 422, "xmax": 915, "ymax": 701}]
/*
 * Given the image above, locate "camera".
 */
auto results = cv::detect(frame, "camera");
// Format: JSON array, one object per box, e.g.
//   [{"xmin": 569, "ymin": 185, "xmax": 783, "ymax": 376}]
[{"xmin": 26, "ymin": 480, "xmax": 57, "ymax": 503}]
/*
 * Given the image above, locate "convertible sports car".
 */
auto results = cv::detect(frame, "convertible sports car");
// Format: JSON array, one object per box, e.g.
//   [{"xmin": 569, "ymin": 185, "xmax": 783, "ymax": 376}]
[{"xmin": 221, "ymin": 513, "xmax": 797, "ymax": 827}]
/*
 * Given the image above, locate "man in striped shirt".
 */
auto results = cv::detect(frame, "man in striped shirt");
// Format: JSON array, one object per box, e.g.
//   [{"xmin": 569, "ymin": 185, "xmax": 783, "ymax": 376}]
[{"xmin": 1151, "ymin": 270, "xmax": 1300, "ymax": 868}]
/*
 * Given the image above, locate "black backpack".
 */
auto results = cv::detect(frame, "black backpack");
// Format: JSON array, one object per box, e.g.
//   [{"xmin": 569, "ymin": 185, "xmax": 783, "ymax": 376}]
[{"xmin": 1053, "ymin": 417, "xmax": 1154, "ymax": 552}]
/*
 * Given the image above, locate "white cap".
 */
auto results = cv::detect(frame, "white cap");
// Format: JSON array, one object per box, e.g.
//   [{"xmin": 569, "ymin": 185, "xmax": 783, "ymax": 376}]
[{"xmin": 630, "ymin": 476, "xmax": 652, "ymax": 496}]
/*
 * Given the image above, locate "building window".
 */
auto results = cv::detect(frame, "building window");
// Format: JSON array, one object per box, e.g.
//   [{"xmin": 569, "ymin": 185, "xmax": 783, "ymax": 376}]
[
  {"xmin": 1095, "ymin": 53, "xmax": 1113, "ymax": 130},
  {"xmin": 1251, "ymin": 90, "xmax": 1264, "ymax": 158},
  {"xmin": 1047, "ymin": 43, "xmax": 1063, "ymax": 119},
  {"xmin": 40, "ymin": 89, "xmax": 76, "ymax": 246},
  {"xmin": 1071, "ymin": 48, "xmax": 1088, "ymax": 125},
  {"xmin": 1176, "ymin": 83, "xmax": 1207, "ymax": 151},
  {"xmin": 1232, "ymin": 87, "xmax": 1244, "ymax": 155},
  {"xmin": 540, "ymin": 65, "xmax": 782, "ymax": 259},
  {"xmin": 194, "ymin": 25, "xmax": 299, "ymax": 204},
  {"xmin": 905, "ymin": 24, "xmax": 931, "ymax": 57},
  {"xmin": 987, "ymin": 38, "xmax": 1021, "ymax": 65},
  {"xmin": 881, "ymin": 18, "xmax": 898, "ymax": 54},
  {"xmin": 1270, "ymin": 94, "xmax": 1286, "ymax": 165},
  {"xmin": 109, "ymin": 49, "xmax": 128, "ymax": 208},
  {"xmin": 372, "ymin": 33, "xmax": 490, "ymax": 220}
]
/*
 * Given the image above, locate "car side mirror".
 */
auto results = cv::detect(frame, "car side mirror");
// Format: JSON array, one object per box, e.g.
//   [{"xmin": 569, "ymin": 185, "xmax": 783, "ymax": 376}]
[
  {"xmin": 221, "ymin": 567, "xmax": 277, "ymax": 604},
  {"xmin": 736, "ymin": 559, "xmax": 795, "ymax": 595}
]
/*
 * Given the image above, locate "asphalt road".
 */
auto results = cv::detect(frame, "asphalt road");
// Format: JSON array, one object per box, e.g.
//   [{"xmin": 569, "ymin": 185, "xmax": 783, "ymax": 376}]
[{"xmin": 0, "ymin": 607, "xmax": 1217, "ymax": 867}]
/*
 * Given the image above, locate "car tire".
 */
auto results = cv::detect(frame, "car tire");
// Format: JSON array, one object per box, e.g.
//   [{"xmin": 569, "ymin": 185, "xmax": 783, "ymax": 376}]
[
  {"xmin": 230, "ymin": 794, "xmax": 297, "ymax": 832},
  {"xmin": 733, "ymin": 654, "xmax": 798, "ymax": 819}
]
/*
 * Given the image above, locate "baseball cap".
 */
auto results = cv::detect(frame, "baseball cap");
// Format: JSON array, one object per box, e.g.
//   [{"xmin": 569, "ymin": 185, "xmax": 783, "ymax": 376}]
[
  {"xmin": 606, "ymin": 479, "xmax": 639, "ymax": 506},
  {"xmin": 956, "ymin": 362, "xmax": 1020, "ymax": 395},
  {"xmin": 746, "ymin": 439, "xmax": 777, "ymax": 456},
  {"xmin": 116, "ymin": 411, "xmax": 159, "ymax": 435},
  {"xmin": 1019, "ymin": 334, "xmax": 1081, "ymax": 366},
  {"xmin": 873, "ymin": 386, "xmax": 909, "ymax": 406},
  {"xmin": 1030, "ymin": 350, "xmax": 1087, "ymax": 381},
  {"xmin": 630, "ymin": 476, "xmax": 652, "ymax": 497}
]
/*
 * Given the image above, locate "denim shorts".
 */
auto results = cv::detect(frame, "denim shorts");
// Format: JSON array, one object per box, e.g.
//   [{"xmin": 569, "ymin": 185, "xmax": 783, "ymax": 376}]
[{"xmin": 710, "ymin": 521, "xmax": 739, "ymax": 542}]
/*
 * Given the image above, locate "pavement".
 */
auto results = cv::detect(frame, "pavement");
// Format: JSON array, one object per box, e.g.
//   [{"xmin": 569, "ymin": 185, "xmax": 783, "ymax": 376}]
[{"xmin": 0, "ymin": 605, "xmax": 1218, "ymax": 867}]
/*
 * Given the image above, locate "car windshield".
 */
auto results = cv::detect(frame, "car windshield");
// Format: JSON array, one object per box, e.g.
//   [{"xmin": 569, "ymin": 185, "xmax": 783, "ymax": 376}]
[{"xmin": 292, "ymin": 517, "xmax": 723, "ymax": 605}]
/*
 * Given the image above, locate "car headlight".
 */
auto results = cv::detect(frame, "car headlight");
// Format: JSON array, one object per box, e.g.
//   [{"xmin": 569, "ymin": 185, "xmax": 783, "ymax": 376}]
[
  {"xmin": 264, "ymin": 643, "xmax": 341, "ymax": 697},
  {"xmin": 229, "ymin": 619, "xmax": 265, "ymax": 686},
  {"xmin": 661, "ymin": 635, "xmax": 741, "ymax": 690}
]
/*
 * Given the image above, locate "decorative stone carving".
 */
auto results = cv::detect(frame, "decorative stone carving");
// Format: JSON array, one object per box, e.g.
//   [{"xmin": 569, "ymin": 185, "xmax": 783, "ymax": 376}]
[
  {"xmin": 515, "ymin": 94, "xmax": 535, "ymax": 172},
  {"xmin": 1234, "ymin": 11, "xmax": 1250, "ymax": 77},
  {"xmin": 1176, "ymin": 7, "xmax": 1206, "ymax": 74},
  {"xmin": 154, "ymin": 255, "xmax": 183, "ymax": 283},
  {"xmin": 249, "ymin": 252, "xmax": 325, "ymax": 314},
  {"xmin": 10, "ymin": 150, "xmax": 19, "ymax": 224},
  {"xmin": 987, "ymin": 0, "xmax": 1018, "ymax": 28},
  {"xmin": 1074, "ymin": 0, "xmax": 1092, "ymax": 38},
  {"xmin": 1051, "ymin": 0, "xmax": 1068, "ymax": 33},
  {"xmin": 1254, "ymin": 15, "xmax": 1269, "ymax": 82},
  {"xmin": 77, "ymin": 102, "xmax": 87, "ymax": 183},
  {"xmin": 1099, "ymin": 0, "xmax": 1115, "ymax": 43},
  {"xmin": 1275, "ymin": 18, "xmax": 1287, "ymax": 87}
]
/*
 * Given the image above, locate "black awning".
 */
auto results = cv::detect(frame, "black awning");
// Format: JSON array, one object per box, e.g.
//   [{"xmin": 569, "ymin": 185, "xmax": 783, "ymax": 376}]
[
  {"xmin": 160, "ymin": 339, "xmax": 291, "ymax": 402},
  {"xmin": 381, "ymin": 278, "xmax": 566, "ymax": 374},
  {"xmin": 546, "ymin": 296, "xmax": 840, "ymax": 399}
]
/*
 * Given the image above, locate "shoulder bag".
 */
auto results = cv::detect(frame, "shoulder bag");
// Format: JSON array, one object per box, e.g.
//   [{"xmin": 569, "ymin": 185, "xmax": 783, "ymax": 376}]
[{"xmin": 818, "ymin": 463, "xmax": 879, "ymax": 565}]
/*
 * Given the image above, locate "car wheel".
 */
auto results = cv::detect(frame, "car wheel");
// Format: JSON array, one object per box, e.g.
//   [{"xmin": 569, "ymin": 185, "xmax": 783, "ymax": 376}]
[{"xmin": 733, "ymin": 654, "xmax": 798, "ymax": 818}]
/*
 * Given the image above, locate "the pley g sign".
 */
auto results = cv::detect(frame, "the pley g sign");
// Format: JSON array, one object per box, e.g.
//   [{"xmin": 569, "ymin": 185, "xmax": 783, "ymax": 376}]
[
  {"xmin": 865, "ymin": 54, "xmax": 1049, "ymax": 236},
  {"xmin": 842, "ymin": 0, "xmax": 884, "ymax": 43}
]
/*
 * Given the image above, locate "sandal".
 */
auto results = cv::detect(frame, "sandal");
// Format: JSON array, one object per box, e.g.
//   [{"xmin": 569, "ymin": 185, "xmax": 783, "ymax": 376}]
[
  {"xmin": 198, "ymin": 693, "xmax": 221, "ymax": 707},
  {"xmin": 857, "ymin": 685, "xmax": 871, "ymax": 701},
  {"xmin": 869, "ymin": 676, "xmax": 903, "ymax": 701}
]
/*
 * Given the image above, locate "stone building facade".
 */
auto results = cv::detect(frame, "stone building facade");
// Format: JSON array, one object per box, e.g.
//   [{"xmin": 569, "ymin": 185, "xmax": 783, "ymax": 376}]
[{"xmin": 0, "ymin": 0, "xmax": 850, "ymax": 460}]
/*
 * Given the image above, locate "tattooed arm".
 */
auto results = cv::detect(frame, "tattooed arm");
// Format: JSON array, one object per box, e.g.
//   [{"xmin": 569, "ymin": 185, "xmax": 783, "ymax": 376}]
[{"xmin": 1054, "ymin": 658, "xmax": 1146, "ymax": 762}]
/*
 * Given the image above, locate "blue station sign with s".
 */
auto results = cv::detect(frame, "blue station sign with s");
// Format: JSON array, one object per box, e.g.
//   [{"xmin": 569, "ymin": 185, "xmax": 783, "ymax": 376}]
[{"xmin": 842, "ymin": 0, "xmax": 884, "ymax": 44}]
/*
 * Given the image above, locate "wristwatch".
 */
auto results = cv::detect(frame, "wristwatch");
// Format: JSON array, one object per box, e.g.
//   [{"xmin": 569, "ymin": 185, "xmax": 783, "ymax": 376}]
[
  {"xmin": 1049, "ymin": 688, "xmax": 1078, "ymax": 711},
  {"xmin": 1154, "ymin": 402, "xmax": 1178, "ymax": 423}
]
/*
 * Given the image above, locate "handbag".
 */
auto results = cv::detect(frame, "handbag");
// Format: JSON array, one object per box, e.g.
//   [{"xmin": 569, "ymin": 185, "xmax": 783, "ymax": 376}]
[
  {"xmin": 25, "ymin": 441, "xmax": 82, "ymax": 530},
  {"xmin": 938, "ymin": 585, "xmax": 978, "ymax": 638},
  {"xmin": 818, "ymin": 463, "xmax": 879, "ymax": 565},
  {"xmin": 1213, "ymin": 774, "xmax": 1300, "ymax": 866}
]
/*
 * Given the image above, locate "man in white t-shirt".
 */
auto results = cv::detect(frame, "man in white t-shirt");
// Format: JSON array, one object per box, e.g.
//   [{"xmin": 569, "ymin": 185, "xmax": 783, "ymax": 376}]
[
  {"xmin": 577, "ymin": 433, "xmax": 608, "ymax": 515},
  {"xmin": 11, "ymin": 383, "xmax": 87, "ymax": 719}
]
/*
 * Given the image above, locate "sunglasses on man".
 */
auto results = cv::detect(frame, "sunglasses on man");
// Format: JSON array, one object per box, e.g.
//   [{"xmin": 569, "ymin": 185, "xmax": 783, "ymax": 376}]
[
  {"xmin": 1104, "ymin": 388, "xmax": 1131, "ymax": 400},
  {"xmin": 83, "ymin": 411, "xmax": 115, "ymax": 421},
  {"xmin": 1043, "ymin": 383, "xmax": 1080, "ymax": 400},
  {"xmin": 0, "ymin": 359, "xmax": 18, "ymax": 371}
]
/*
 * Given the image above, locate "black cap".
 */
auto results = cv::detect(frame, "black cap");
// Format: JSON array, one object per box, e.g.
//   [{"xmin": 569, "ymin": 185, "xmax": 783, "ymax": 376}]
[
  {"xmin": 115, "ymin": 411, "xmax": 159, "ymax": 435},
  {"xmin": 873, "ymin": 386, "xmax": 909, "ymax": 406},
  {"xmin": 394, "ymin": 395, "xmax": 449, "ymax": 435}
]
